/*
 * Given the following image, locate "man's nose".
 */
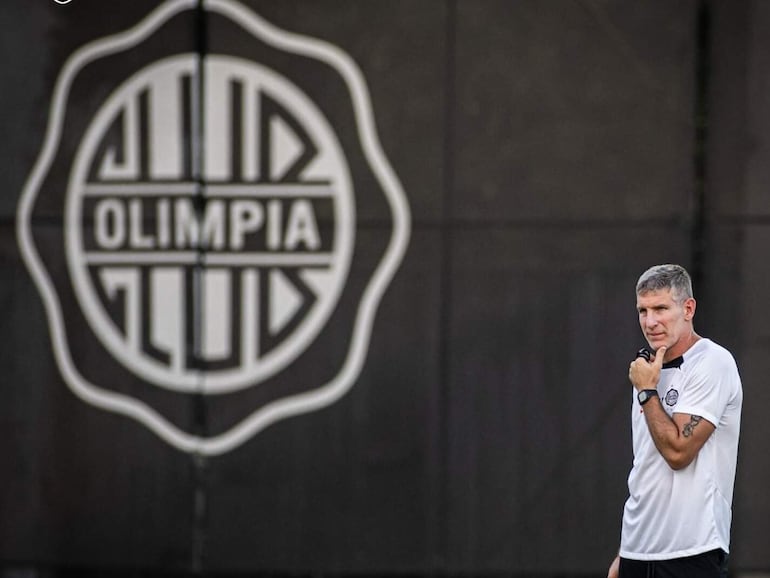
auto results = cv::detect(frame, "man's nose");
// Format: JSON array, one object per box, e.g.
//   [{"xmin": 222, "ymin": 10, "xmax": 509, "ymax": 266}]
[{"xmin": 645, "ymin": 314, "xmax": 658, "ymax": 328}]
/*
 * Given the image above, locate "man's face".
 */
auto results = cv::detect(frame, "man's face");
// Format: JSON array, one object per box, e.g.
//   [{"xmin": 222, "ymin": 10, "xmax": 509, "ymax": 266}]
[{"xmin": 636, "ymin": 288, "xmax": 695, "ymax": 353}]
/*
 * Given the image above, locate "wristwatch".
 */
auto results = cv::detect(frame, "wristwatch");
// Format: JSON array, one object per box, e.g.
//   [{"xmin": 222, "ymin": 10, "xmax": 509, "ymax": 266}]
[{"xmin": 637, "ymin": 389, "xmax": 659, "ymax": 406}]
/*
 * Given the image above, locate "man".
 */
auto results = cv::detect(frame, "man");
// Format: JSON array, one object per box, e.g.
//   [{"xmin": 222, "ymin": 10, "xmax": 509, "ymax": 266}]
[{"xmin": 607, "ymin": 264, "xmax": 742, "ymax": 578}]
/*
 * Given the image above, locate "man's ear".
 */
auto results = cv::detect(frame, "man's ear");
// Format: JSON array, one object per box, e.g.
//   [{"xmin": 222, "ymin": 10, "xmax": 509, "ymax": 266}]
[{"xmin": 684, "ymin": 297, "xmax": 697, "ymax": 321}]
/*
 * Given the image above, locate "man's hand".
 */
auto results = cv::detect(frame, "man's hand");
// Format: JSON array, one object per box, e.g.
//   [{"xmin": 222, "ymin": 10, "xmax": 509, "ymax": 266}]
[
  {"xmin": 629, "ymin": 346, "xmax": 667, "ymax": 391},
  {"xmin": 607, "ymin": 555, "xmax": 619, "ymax": 578}
]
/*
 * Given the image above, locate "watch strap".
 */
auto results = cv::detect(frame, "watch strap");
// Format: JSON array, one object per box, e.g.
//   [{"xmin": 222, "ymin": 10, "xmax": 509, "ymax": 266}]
[{"xmin": 638, "ymin": 389, "xmax": 659, "ymax": 406}]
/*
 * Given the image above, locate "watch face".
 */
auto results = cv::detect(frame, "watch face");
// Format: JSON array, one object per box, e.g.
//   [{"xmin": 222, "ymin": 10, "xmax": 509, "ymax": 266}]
[{"xmin": 638, "ymin": 390, "xmax": 655, "ymax": 404}]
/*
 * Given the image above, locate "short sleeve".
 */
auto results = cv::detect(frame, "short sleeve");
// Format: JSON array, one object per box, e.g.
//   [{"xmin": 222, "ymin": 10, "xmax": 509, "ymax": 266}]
[{"xmin": 674, "ymin": 349, "xmax": 736, "ymax": 428}]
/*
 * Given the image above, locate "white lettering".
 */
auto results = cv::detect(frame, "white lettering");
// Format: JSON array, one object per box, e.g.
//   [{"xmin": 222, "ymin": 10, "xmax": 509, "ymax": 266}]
[
  {"xmin": 156, "ymin": 198, "xmax": 171, "ymax": 249},
  {"xmin": 174, "ymin": 199, "xmax": 197, "ymax": 249},
  {"xmin": 201, "ymin": 200, "xmax": 226, "ymax": 250},
  {"xmin": 229, "ymin": 201, "xmax": 264, "ymax": 250},
  {"xmin": 92, "ymin": 197, "xmax": 321, "ymax": 251},
  {"xmin": 284, "ymin": 200, "xmax": 320, "ymax": 250},
  {"xmin": 129, "ymin": 199, "xmax": 154, "ymax": 249},
  {"xmin": 175, "ymin": 199, "xmax": 226, "ymax": 250},
  {"xmin": 267, "ymin": 199, "xmax": 282, "ymax": 250},
  {"xmin": 94, "ymin": 199, "xmax": 125, "ymax": 249}
]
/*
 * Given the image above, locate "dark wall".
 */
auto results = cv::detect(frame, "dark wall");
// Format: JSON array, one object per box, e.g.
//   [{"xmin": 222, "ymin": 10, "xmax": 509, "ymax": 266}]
[
  {"xmin": 0, "ymin": 1, "xmax": 767, "ymax": 576},
  {"xmin": 706, "ymin": 0, "xmax": 770, "ymax": 572}
]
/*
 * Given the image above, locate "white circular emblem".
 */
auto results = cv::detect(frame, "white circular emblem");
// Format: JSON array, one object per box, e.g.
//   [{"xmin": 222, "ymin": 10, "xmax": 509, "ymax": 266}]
[{"xmin": 65, "ymin": 54, "xmax": 354, "ymax": 394}]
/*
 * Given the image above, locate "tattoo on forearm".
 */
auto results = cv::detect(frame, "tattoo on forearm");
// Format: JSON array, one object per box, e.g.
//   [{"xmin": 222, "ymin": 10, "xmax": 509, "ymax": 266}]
[{"xmin": 682, "ymin": 415, "xmax": 703, "ymax": 438}]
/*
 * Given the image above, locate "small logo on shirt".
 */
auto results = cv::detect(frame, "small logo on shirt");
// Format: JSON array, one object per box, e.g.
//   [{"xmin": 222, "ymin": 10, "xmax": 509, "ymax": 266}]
[{"xmin": 665, "ymin": 388, "xmax": 679, "ymax": 406}]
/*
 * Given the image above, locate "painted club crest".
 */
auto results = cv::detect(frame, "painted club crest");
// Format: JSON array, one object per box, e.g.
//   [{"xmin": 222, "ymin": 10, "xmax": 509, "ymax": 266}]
[{"xmin": 17, "ymin": 0, "xmax": 410, "ymax": 455}]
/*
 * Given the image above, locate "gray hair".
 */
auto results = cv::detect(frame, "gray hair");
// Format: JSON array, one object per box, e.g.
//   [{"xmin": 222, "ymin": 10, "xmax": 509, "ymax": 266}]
[{"xmin": 636, "ymin": 264, "xmax": 693, "ymax": 304}]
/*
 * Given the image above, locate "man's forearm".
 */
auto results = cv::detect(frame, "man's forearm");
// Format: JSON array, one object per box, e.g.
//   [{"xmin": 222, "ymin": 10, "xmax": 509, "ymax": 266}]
[{"xmin": 641, "ymin": 398, "xmax": 688, "ymax": 469}]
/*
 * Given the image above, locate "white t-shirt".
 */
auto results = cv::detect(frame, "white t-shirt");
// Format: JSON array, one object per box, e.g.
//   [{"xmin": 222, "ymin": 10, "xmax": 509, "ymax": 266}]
[{"xmin": 620, "ymin": 338, "xmax": 743, "ymax": 560}]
